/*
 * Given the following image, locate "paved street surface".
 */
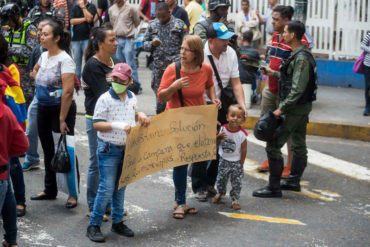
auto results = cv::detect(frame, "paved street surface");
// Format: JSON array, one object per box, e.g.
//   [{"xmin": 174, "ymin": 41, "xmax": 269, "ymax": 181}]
[{"xmin": 6, "ymin": 57, "xmax": 370, "ymax": 246}]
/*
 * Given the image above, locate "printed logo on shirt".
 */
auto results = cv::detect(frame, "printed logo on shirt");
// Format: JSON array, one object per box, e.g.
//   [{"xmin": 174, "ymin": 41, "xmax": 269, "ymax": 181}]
[{"xmin": 222, "ymin": 139, "xmax": 236, "ymax": 153}]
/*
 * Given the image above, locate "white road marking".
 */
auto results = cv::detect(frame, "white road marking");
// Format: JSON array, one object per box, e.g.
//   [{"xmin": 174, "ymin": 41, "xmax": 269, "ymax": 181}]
[{"xmin": 247, "ymin": 134, "xmax": 370, "ymax": 182}]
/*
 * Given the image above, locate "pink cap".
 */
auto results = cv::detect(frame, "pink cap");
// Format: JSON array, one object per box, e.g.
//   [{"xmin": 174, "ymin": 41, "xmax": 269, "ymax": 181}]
[{"xmin": 111, "ymin": 63, "xmax": 132, "ymax": 81}]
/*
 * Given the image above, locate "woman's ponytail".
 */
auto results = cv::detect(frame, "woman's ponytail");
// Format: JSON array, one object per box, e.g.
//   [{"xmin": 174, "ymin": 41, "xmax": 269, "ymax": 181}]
[{"xmin": 84, "ymin": 25, "xmax": 113, "ymax": 62}]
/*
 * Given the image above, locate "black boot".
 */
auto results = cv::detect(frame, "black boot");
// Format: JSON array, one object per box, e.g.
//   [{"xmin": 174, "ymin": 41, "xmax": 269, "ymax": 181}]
[
  {"xmin": 280, "ymin": 154, "xmax": 307, "ymax": 192},
  {"xmin": 253, "ymin": 156, "xmax": 284, "ymax": 198}
]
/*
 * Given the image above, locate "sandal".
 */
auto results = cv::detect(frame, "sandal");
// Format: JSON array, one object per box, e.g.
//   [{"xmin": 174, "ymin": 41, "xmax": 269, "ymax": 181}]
[
  {"xmin": 183, "ymin": 205, "xmax": 197, "ymax": 215},
  {"xmin": 232, "ymin": 200, "xmax": 241, "ymax": 210},
  {"xmin": 173, "ymin": 205, "xmax": 186, "ymax": 219}
]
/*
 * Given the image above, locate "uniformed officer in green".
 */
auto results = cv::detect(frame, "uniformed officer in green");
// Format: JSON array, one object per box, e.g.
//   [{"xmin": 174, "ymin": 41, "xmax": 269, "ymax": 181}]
[
  {"xmin": 1, "ymin": 3, "xmax": 38, "ymax": 108},
  {"xmin": 253, "ymin": 21, "xmax": 317, "ymax": 198},
  {"xmin": 193, "ymin": 0, "xmax": 237, "ymax": 53}
]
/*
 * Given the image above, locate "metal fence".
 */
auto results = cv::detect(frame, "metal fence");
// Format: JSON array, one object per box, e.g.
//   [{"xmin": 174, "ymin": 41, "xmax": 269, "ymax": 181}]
[{"xmin": 127, "ymin": 0, "xmax": 369, "ymax": 60}]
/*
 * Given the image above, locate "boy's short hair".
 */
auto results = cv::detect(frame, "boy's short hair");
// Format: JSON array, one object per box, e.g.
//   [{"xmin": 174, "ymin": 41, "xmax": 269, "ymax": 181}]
[
  {"xmin": 228, "ymin": 104, "xmax": 246, "ymax": 116},
  {"xmin": 156, "ymin": 2, "xmax": 169, "ymax": 12},
  {"xmin": 242, "ymin": 30, "xmax": 253, "ymax": 43},
  {"xmin": 286, "ymin": 21, "xmax": 306, "ymax": 40}
]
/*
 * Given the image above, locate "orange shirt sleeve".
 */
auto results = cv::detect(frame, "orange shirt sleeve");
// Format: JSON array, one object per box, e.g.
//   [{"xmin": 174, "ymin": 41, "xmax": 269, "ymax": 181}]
[{"xmin": 157, "ymin": 63, "xmax": 176, "ymax": 101}]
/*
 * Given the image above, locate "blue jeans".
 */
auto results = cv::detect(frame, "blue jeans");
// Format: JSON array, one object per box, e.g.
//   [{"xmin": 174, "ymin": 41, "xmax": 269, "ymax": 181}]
[
  {"xmin": 85, "ymin": 118, "xmax": 111, "ymax": 212},
  {"xmin": 86, "ymin": 118, "xmax": 99, "ymax": 212},
  {"xmin": 72, "ymin": 40, "xmax": 89, "ymax": 80},
  {"xmin": 173, "ymin": 165, "xmax": 188, "ymax": 205},
  {"xmin": 9, "ymin": 158, "xmax": 25, "ymax": 205},
  {"xmin": 0, "ymin": 176, "xmax": 17, "ymax": 245},
  {"xmin": 25, "ymin": 97, "xmax": 39, "ymax": 164},
  {"xmin": 90, "ymin": 139, "xmax": 126, "ymax": 226},
  {"xmin": 115, "ymin": 38, "xmax": 141, "ymax": 88}
]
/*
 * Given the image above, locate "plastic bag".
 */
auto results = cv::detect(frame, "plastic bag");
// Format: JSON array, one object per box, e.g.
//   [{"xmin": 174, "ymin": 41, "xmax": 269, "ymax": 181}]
[{"xmin": 51, "ymin": 134, "xmax": 71, "ymax": 173}]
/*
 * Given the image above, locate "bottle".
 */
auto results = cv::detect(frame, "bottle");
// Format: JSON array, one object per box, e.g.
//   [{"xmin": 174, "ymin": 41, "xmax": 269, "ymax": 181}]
[{"xmin": 49, "ymin": 89, "xmax": 63, "ymax": 97}]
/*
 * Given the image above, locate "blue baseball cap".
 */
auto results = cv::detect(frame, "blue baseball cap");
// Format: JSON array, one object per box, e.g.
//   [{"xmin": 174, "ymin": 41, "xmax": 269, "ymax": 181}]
[{"xmin": 212, "ymin": 22, "xmax": 235, "ymax": 40}]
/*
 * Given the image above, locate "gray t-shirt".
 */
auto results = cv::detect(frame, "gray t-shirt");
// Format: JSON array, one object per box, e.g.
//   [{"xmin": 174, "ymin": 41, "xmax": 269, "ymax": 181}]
[{"xmin": 35, "ymin": 51, "xmax": 76, "ymax": 106}]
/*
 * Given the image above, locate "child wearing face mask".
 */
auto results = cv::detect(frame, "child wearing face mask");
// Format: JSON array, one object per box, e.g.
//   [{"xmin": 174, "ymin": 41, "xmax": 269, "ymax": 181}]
[{"xmin": 86, "ymin": 63, "xmax": 150, "ymax": 243}]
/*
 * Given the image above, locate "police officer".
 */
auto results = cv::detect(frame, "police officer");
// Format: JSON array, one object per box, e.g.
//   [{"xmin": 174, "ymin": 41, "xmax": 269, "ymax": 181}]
[
  {"xmin": 143, "ymin": 2, "xmax": 188, "ymax": 114},
  {"xmin": 1, "ymin": 3, "xmax": 38, "ymax": 108},
  {"xmin": 193, "ymin": 0, "xmax": 237, "ymax": 49},
  {"xmin": 27, "ymin": 0, "xmax": 63, "ymax": 27},
  {"xmin": 253, "ymin": 21, "xmax": 317, "ymax": 198}
]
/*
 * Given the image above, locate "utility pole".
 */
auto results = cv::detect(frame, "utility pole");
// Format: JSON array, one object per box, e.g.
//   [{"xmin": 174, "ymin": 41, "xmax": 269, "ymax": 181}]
[{"xmin": 294, "ymin": 0, "xmax": 308, "ymax": 24}]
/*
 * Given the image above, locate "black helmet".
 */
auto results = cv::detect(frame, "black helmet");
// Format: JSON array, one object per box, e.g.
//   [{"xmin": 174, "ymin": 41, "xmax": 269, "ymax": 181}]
[
  {"xmin": 254, "ymin": 111, "xmax": 285, "ymax": 142},
  {"xmin": 208, "ymin": 0, "xmax": 230, "ymax": 11},
  {"xmin": 1, "ymin": 3, "xmax": 21, "ymax": 26}
]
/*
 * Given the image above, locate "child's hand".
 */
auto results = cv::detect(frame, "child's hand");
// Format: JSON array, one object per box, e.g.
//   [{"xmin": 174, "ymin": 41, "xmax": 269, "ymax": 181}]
[
  {"xmin": 240, "ymin": 162, "xmax": 244, "ymax": 169},
  {"xmin": 217, "ymin": 131, "xmax": 227, "ymax": 141},
  {"xmin": 124, "ymin": 125, "xmax": 131, "ymax": 134},
  {"xmin": 137, "ymin": 112, "xmax": 150, "ymax": 127}
]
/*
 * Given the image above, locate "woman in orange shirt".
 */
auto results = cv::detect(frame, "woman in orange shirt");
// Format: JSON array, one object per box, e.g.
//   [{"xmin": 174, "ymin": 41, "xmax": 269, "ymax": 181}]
[{"xmin": 158, "ymin": 35, "xmax": 220, "ymax": 219}]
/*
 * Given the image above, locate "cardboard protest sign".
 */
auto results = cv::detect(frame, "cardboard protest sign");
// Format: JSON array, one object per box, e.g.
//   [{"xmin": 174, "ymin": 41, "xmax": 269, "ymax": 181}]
[{"xmin": 119, "ymin": 104, "xmax": 218, "ymax": 188}]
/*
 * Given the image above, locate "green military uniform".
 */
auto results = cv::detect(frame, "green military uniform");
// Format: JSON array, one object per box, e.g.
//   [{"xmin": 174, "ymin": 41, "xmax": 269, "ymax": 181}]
[
  {"xmin": 2, "ymin": 18, "xmax": 38, "ymax": 108},
  {"xmin": 193, "ymin": 17, "xmax": 235, "ymax": 45},
  {"xmin": 266, "ymin": 45, "xmax": 315, "ymax": 159},
  {"xmin": 253, "ymin": 45, "xmax": 317, "ymax": 198}
]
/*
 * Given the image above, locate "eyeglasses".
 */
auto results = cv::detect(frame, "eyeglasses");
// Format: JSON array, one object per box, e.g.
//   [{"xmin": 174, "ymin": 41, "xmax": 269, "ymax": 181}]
[{"xmin": 180, "ymin": 47, "xmax": 193, "ymax": 53}]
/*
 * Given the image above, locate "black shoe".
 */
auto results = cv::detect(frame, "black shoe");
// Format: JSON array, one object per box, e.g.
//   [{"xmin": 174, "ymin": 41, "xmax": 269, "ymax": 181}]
[
  {"xmin": 86, "ymin": 225, "xmax": 105, "ymax": 242},
  {"xmin": 252, "ymin": 186, "xmax": 282, "ymax": 198},
  {"xmin": 111, "ymin": 222, "xmax": 134, "ymax": 237},
  {"xmin": 280, "ymin": 180, "xmax": 301, "ymax": 191},
  {"xmin": 30, "ymin": 193, "xmax": 56, "ymax": 200},
  {"xmin": 16, "ymin": 204, "xmax": 26, "ymax": 217},
  {"xmin": 65, "ymin": 201, "xmax": 78, "ymax": 209}
]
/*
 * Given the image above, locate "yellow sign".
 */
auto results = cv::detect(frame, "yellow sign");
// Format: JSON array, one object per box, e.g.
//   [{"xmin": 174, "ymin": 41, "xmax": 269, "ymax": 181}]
[{"xmin": 119, "ymin": 105, "xmax": 218, "ymax": 188}]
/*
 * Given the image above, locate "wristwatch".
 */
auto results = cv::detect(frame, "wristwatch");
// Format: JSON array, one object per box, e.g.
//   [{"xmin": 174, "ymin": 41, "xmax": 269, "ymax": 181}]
[{"xmin": 82, "ymin": 6, "xmax": 87, "ymax": 9}]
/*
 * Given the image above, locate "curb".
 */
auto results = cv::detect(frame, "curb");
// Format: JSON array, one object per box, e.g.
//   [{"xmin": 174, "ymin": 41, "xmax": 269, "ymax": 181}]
[{"xmin": 241, "ymin": 116, "xmax": 370, "ymax": 142}]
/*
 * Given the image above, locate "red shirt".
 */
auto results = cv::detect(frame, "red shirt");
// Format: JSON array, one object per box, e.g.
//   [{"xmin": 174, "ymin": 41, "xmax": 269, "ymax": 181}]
[
  {"xmin": 158, "ymin": 63, "xmax": 214, "ymax": 110},
  {"xmin": 0, "ymin": 102, "xmax": 29, "ymax": 180},
  {"xmin": 140, "ymin": 0, "xmax": 158, "ymax": 20},
  {"xmin": 268, "ymin": 32, "xmax": 309, "ymax": 95}
]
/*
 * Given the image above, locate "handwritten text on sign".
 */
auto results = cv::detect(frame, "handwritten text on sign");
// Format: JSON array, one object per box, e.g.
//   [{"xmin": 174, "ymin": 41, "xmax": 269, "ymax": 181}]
[{"xmin": 119, "ymin": 105, "xmax": 218, "ymax": 188}]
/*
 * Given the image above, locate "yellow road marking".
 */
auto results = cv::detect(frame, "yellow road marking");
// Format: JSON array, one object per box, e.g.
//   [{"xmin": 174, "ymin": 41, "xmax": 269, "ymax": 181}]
[
  {"xmin": 219, "ymin": 212, "xmax": 306, "ymax": 225},
  {"xmin": 244, "ymin": 158, "xmax": 341, "ymax": 202}
]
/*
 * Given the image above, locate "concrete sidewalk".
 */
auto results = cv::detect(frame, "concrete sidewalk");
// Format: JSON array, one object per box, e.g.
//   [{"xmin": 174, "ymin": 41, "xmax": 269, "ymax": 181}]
[
  {"xmin": 242, "ymin": 85, "xmax": 370, "ymax": 141},
  {"xmin": 75, "ymin": 56, "xmax": 369, "ymax": 141}
]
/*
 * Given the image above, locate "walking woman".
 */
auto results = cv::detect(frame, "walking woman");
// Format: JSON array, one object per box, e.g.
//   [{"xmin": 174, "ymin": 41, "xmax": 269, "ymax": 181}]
[
  {"xmin": 158, "ymin": 35, "xmax": 220, "ymax": 219},
  {"xmin": 361, "ymin": 31, "xmax": 370, "ymax": 116},
  {"xmin": 82, "ymin": 24, "xmax": 119, "ymax": 217},
  {"xmin": 29, "ymin": 20, "xmax": 78, "ymax": 208}
]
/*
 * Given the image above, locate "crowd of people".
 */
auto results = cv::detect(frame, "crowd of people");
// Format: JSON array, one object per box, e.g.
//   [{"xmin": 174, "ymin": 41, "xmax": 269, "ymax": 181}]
[{"xmin": 0, "ymin": 0, "xmax": 358, "ymax": 245}]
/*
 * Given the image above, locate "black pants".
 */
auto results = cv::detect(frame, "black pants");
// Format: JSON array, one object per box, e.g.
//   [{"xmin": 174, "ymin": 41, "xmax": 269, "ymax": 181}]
[
  {"xmin": 364, "ymin": 64, "xmax": 370, "ymax": 114},
  {"xmin": 37, "ymin": 101, "xmax": 76, "ymax": 196}
]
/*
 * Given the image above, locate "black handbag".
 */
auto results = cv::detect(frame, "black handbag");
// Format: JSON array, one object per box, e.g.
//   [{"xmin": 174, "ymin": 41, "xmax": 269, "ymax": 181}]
[
  {"xmin": 207, "ymin": 55, "xmax": 237, "ymax": 124},
  {"xmin": 51, "ymin": 134, "xmax": 71, "ymax": 173}
]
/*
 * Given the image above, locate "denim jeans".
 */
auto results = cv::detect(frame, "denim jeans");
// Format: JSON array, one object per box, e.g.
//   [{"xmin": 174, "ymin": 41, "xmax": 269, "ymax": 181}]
[
  {"xmin": 173, "ymin": 164, "xmax": 188, "ymax": 205},
  {"xmin": 72, "ymin": 40, "xmax": 89, "ymax": 80},
  {"xmin": 90, "ymin": 139, "xmax": 126, "ymax": 226},
  {"xmin": 9, "ymin": 157, "xmax": 25, "ymax": 205},
  {"xmin": 115, "ymin": 38, "xmax": 141, "ymax": 88},
  {"xmin": 0, "ymin": 177, "xmax": 17, "ymax": 245},
  {"xmin": 25, "ymin": 97, "xmax": 40, "ymax": 164},
  {"xmin": 86, "ymin": 118, "xmax": 110, "ymax": 212},
  {"xmin": 86, "ymin": 118, "xmax": 99, "ymax": 212}
]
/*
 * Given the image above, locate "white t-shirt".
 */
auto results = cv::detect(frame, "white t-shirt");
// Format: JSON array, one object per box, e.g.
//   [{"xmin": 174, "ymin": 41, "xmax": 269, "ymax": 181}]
[
  {"xmin": 204, "ymin": 42, "xmax": 240, "ymax": 101},
  {"xmin": 218, "ymin": 125, "xmax": 248, "ymax": 162},
  {"xmin": 93, "ymin": 89, "xmax": 137, "ymax": 146},
  {"xmin": 35, "ymin": 51, "xmax": 76, "ymax": 106}
]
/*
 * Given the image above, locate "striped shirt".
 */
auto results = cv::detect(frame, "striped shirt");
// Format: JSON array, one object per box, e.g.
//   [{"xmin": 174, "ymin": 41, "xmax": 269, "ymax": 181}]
[
  {"xmin": 267, "ymin": 32, "xmax": 309, "ymax": 95},
  {"xmin": 361, "ymin": 32, "xmax": 370, "ymax": 67}
]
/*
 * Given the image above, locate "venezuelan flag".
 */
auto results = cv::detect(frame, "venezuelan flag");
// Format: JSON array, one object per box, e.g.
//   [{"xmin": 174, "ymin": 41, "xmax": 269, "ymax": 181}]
[{"xmin": 1, "ymin": 64, "xmax": 27, "ymax": 130}]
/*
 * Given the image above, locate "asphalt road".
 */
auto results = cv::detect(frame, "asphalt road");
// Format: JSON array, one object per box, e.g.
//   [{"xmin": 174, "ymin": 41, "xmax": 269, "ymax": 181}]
[{"xmin": 7, "ymin": 57, "xmax": 370, "ymax": 247}]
